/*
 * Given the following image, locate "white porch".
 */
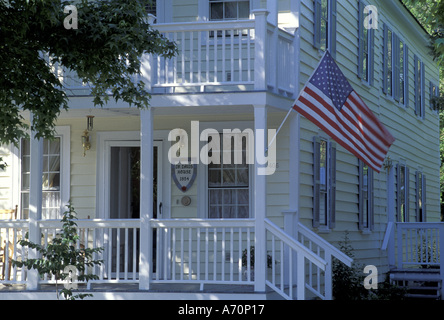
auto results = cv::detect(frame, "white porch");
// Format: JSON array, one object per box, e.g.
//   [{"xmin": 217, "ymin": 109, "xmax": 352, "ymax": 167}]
[{"xmin": 0, "ymin": 214, "xmax": 352, "ymax": 300}]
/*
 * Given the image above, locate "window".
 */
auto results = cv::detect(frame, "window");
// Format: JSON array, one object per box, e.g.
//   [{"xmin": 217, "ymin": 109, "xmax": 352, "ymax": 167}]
[
  {"xmin": 382, "ymin": 25, "xmax": 409, "ymax": 105},
  {"xmin": 314, "ymin": 0, "xmax": 337, "ymax": 58},
  {"xmin": 430, "ymin": 81, "xmax": 439, "ymax": 112},
  {"xmin": 396, "ymin": 164, "xmax": 409, "ymax": 222},
  {"xmin": 359, "ymin": 161, "xmax": 374, "ymax": 231},
  {"xmin": 19, "ymin": 127, "xmax": 70, "ymax": 220},
  {"xmin": 416, "ymin": 171, "xmax": 426, "ymax": 222},
  {"xmin": 207, "ymin": 133, "xmax": 250, "ymax": 218},
  {"xmin": 358, "ymin": 1, "xmax": 375, "ymax": 84},
  {"xmin": 398, "ymin": 40, "xmax": 406, "ymax": 104},
  {"xmin": 382, "ymin": 24, "xmax": 393, "ymax": 96},
  {"xmin": 209, "ymin": 0, "xmax": 250, "ymax": 21},
  {"xmin": 21, "ymin": 138, "xmax": 60, "ymax": 220},
  {"xmin": 313, "ymin": 137, "xmax": 336, "ymax": 229},
  {"xmin": 414, "ymin": 55, "xmax": 425, "ymax": 118},
  {"xmin": 394, "ymin": 37, "xmax": 409, "ymax": 105}
]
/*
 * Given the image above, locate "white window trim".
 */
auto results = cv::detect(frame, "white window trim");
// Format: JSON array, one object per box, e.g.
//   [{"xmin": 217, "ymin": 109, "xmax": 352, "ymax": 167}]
[
  {"xmin": 197, "ymin": 121, "xmax": 254, "ymax": 219},
  {"xmin": 15, "ymin": 126, "xmax": 70, "ymax": 219}
]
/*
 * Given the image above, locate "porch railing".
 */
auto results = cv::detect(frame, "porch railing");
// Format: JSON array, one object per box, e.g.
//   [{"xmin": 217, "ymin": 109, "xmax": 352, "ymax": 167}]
[
  {"xmin": 153, "ymin": 20, "xmax": 256, "ymax": 90},
  {"xmin": 59, "ymin": 10, "xmax": 296, "ymax": 97},
  {"xmin": 0, "ymin": 221, "xmax": 28, "ymax": 284},
  {"xmin": 0, "ymin": 217, "xmax": 351, "ymax": 300},
  {"xmin": 394, "ymin": 222, "xmax": 444, "ymax": 270},
  {"xmin": 39, "ymin": 219, "xmax": 141, "ymax": 287},
  {"xmin": 150, "ymin": 219, "xmax": 255, "ymax": 288}
]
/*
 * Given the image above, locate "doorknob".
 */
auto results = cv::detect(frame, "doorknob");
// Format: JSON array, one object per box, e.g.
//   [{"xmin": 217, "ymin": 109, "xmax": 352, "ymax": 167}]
[{"xmin": 159, "ymin": 202, "xmax": 163, "ymax": 215}]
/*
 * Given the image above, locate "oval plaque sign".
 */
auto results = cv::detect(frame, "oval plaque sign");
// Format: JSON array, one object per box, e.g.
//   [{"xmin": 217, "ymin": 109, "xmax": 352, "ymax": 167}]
[{"xmin": 172, "ymin": 161, "xmax": 197, "ymax": 192}]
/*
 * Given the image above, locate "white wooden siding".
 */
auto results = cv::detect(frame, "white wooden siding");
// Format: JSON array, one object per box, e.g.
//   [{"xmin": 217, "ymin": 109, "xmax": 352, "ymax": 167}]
[{"xmin": 297, "ymin": 0, "xmax": 440, "ymax": 271}]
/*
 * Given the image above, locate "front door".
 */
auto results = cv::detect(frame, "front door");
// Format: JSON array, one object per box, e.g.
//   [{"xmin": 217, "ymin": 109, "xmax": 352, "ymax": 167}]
[{"xmin": 107, "ymin": 140, "xmax": 163, "ymax": 278}]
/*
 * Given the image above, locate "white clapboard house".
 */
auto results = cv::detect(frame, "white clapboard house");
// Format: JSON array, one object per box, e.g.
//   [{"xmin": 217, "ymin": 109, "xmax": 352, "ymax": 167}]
[{"xmin": 0, "ymin": 0, "xmax": 441, "ymax": 300}]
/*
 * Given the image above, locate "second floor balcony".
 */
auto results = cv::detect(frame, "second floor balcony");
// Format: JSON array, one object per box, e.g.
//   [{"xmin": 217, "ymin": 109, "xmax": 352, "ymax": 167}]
[{"xmin": 60, "ymin": 10, "xmax": 297, "ymax": 101}]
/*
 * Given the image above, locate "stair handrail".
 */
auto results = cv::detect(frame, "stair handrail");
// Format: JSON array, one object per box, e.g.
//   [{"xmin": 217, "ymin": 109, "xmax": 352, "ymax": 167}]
[
  {"xmin": 297, "ymin": 222, "xmax": 353, "ymax": 267},
  {"xmin": 265, "ymin": 219, "xmax": 327, "ymax": 269}
]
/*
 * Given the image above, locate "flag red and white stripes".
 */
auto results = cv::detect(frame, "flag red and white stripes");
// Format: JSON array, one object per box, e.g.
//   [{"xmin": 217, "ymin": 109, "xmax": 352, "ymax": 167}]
[{"xmin": 293, "ymin": 51, "xmax": 395, "ymax": 172}]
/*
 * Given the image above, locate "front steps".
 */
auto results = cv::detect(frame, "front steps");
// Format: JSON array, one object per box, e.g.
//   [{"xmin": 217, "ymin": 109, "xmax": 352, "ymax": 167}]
[{"xmin": 390, "ymin": 269, "xmax": 442, "ymax": 300}]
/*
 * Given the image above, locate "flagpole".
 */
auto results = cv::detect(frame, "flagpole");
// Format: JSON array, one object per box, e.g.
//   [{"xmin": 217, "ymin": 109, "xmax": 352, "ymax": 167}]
[
  {"xmin": 266, "ymin": 107, "xmax": 293, "ymax": 151},
  {"xmin": 266, "ymin": 51, "xmax": 329, "ymax": 152}
]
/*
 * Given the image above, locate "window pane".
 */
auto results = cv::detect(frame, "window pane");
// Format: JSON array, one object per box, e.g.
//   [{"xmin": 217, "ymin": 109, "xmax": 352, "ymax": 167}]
[
  {"xmin": 238, "ymin": 206, "xmax": 249, "ymax": 218},
  {"xmin": 237, "ymin": 189, "xmax": 249, "ymax": 204},
  {"xmin": 320, "ymin": 140, "xmax": 327, "ymax": 189},
  {"xmin": 222, "ymin": 169, "xmax": 236, "ymax": 186},
  {"xmin": 223, "ymin": 206, "xmax": 235, "ymax": 218},
  {"xmin": 21, "ymin": 139, "xmax": 30, "ymax": 156},
  {"xmin": 238, "ymin": 2, "xmax": 249, "ymax": 18},
  {"xmin": 387, "ymin": 30, "xmax": 393, "ymax": 96},
  {"xmin": 209, "ymin": 206, "xmax": 221, "ymax": 219},
  {"xmin": 21, "ymin": 173, "xmax": 30, "ymax": 190},
  {"xmin": 208, "ymin": 169, "xmax": 221, "ymax": 187},
  {"xmin": 49, "ymin": 138, "xmax": 60, "ymax": 155},
  {"xmin": 210, "ymin": 3, "xmax": 223, "ymax": 20},
  {"xmin": 22, "ymin": 156, "xmax": 30, "ymax": 173},
  {"xmin": 49, "ymin": 155, "xmax": 60, "ymax": 172},
  {"xmin": 209, "ymin": 189, "xmax": 223, "ymax": 205},
  {"xmin": 224, "ymin": 2, "xmax": 237, "ymax": 19},
  {"xmin": 236, "ymin": 168, "xmax": 249, "ymax": 186}
]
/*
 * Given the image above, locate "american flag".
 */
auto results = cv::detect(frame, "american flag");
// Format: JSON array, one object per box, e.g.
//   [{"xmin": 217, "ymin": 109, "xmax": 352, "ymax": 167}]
[{"xmin": 293, "ymin": 51, "xmax": 395, "ymax": 172}]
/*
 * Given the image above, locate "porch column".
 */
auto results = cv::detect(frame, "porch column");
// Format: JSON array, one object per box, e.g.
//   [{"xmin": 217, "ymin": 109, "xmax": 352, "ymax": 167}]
[
  {"xmin": 140, "ymin": 14, "xmax": 156, "ymax": 93},
  {"xmin": 139, "ymin": 107, "xmax": 154, "ymax": 290},
  {"xmin": 253, "ymin": 9, "xmax": 269, "ymax": 91},
  {"xmin": 254, "ymin": 105, "xmax": 267, "ymax": 292},
  {"xmin": 27, "ymin": 115, "xmax": 43, "ymax": 290}
]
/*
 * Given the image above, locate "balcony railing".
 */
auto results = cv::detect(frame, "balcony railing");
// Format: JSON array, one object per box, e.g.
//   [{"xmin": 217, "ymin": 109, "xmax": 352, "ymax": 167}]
[{"xmin": 58, "ymin": 10, "xmax": 296, "ymax": 98}]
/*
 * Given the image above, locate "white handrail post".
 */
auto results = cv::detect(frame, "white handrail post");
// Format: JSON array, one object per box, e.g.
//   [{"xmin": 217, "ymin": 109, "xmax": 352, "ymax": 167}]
[
  {"xmin": 296, "ymin": 251, "xmax": 305, "ymax": 300},
  {"xmin": 283, "ymin": 210, "xmax": 298, "ymax": 286},
  {"xmin": 254, "ymin": 105, "xmax": 267, "ymax": 292},
  {"xmin": 27, "ymin": 114, "xmax": 43, "ymax": 290},
  {"xmin": 139, "ymin": 107, "xmax": 154, "ymax": 290},
  {"xmin": 324, "ymin": 253, "xmax": 333, "ymax": 300},
  {"xmin": 253, "ymin": 9, "xmax": 269, "ymax": 91}
]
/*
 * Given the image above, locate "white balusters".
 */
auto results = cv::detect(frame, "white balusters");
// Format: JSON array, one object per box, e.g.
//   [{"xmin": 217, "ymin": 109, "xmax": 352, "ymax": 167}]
[{"xmin": 150, "ymin": 219, "xmax": 255, "ymax": 286}]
